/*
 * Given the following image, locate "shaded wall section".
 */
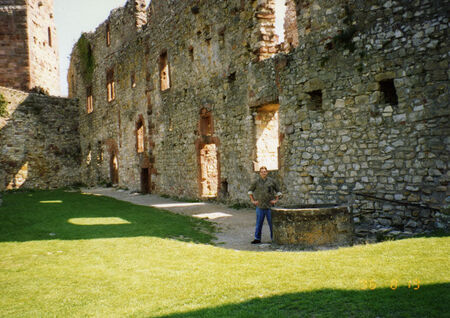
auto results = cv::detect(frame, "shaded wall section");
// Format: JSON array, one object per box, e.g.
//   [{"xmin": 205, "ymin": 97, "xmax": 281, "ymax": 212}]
[
  {"xmin": 0, "ymin": 0, "xmax": 29, "ymax": 91},
  {"xmin": 0, "ymin": 86, "xmax": 80, "ymax": 190}
]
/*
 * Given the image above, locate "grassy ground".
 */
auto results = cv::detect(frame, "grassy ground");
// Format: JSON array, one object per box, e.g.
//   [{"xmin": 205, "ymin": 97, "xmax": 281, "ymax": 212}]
[{"xmin": 0, "ymin": 189, "xmax": 448, "ymax": 317}]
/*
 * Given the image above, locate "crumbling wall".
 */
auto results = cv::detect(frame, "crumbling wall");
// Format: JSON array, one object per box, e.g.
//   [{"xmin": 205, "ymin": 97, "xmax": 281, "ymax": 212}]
[
  {"xmin": 276, "ymin": 0, "xmax": 449, "ymax": 238},
  {"xmin": 0, "ymin": 0, "xmax": 60, "ymax": 95},
  {"xmin": 0, "ymin": 87, "xmax": 80, "ymax": 190},
  {"xmin": 69, "ymin": 0, "xmax": 449, "ymax": 238}
]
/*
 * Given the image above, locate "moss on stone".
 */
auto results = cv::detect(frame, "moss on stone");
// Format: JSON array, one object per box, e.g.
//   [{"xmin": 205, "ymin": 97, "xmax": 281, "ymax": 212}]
[
  {"xmin": 332, "ymin": 25, "xmax": 358, "ymax": 52},
  {"xmin": 0, "ymin": 93, "xmax": 8, "ymax": 117},
  {"xmin": 77, "ymin": 34, "xmax": 95, "ymax": 84}
]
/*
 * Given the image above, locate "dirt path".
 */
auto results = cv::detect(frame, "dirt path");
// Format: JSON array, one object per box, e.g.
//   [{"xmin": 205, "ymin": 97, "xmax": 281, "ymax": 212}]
[{"xmin": 82, "ymin": 187, "xmax": 276, "ymax": 251}]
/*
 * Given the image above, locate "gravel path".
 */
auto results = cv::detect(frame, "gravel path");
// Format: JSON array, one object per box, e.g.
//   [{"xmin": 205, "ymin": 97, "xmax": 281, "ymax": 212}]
[{"xmin": 82, "ymin": 188, "xmax": 276, "ymax": 251}]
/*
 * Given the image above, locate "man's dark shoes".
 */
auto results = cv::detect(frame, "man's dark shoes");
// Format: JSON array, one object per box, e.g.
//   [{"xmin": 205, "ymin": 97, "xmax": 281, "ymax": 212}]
[{"xmin": 251, "ymin": 239, "xmax": 261, "ymax": 244}]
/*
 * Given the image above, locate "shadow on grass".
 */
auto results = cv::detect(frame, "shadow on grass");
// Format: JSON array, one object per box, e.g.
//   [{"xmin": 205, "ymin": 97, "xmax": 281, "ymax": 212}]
[
  {"xmin": 0, "ymin": 189, "xmax": 214, "ymax": 243},
  {"xmin": 156, "ymin": 284, "xmax": 449, "ymax": 318},
  {"xmin": 415, "ymin": 229, "xmax": 449, "ymax": 238}
]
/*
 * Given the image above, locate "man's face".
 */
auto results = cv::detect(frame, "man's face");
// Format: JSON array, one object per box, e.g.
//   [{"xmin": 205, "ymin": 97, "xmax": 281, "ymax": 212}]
[{"xmin": 259, "ymin": 168, "xmax": 268, "ymax": 179}]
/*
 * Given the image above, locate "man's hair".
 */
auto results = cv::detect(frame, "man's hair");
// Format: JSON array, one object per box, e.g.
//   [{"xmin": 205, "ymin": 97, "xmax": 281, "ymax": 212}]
[{"xmin": 259, "ymin": 166, "xmax": 268, "ymax": 171}]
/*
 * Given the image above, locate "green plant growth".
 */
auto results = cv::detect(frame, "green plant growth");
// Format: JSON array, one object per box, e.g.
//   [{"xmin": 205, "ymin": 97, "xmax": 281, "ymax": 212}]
[
  {"xmin": 332, "ymin": 25, "xmax": 358, "ymax": 52},
  {"xmin": 0, "ymin": 93, "xmax": 8, "ymax": 117},
  {"xmin": 77, "ymin": 34, "xmax": 95, "ymax": 83},
  {"xmin": 332, "ymin": 4, "xmax": 358, "ymax": 52},
  {"xmin": 229, "ymin": 202, "xmax": 251, "ymax": 210}
]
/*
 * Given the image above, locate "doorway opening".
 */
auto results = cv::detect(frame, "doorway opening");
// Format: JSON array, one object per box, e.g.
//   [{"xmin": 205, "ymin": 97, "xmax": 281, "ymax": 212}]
[
  {"xmin": 141, "ymin": 168, "xmax": 150, "ymax": 194},
  {"xmin": 199, "ymin": 143, "xmax": 218, "ymax": 198},
  {"xmin": 110, "ymin": 154, "xmax": 119, "ymax": 185},
  {"xmin": 254, "ymin": 103, "xmax": 280, "ymax": 171}
]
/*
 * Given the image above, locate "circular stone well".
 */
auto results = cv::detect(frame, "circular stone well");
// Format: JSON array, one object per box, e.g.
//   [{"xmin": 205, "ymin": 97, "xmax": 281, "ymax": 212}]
[{"xmin": 272, "ymin": 204, "xmax": 353, "ymax": 247}]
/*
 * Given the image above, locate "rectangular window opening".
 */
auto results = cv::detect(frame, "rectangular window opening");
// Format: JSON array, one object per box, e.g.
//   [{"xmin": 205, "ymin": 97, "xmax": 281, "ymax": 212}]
[
  {"xmin": 200, "ymin": 110, "xmax": 213, "ymax": 137},
  {"xmin": 86, "ymin": 86, "xmax": 93, "ymax": 113},
  {"xmin": 106, "ymin": 22, "xmax": 111, "ymax": 47},
  {"xmin": 307, "ymin": 90, "xmax": 323, "ymax": 111},
  {"xmin": 106, "ymin": 68, "xmax": 115, "ymax": 102},
  {"xmin": 159, "ymin": 51, "xmax": 171, "ymax": 91},
  {"xmin": 379, "ymin": 79, "xmax": 398, "ymax": 106},
  {"xmin": 47, "ymin": 27, "xmax": 52, "ymax": 47},
  {"xmin": 254, "ymin": 103, "xmax": 280, "ymax": 171},
  {"xmin": 131, "ymin": 72, "xmax": 136, "ymax": 88}
]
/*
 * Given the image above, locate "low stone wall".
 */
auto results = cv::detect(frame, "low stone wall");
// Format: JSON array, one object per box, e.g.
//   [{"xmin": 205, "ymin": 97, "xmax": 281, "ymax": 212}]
[
  {"xmin": 272, "ymin": 205, "xmax": 353, "ymax": 247},
  {"xmin": 0, "ymin": 87, "xmax": 81, "ymax": 190}
]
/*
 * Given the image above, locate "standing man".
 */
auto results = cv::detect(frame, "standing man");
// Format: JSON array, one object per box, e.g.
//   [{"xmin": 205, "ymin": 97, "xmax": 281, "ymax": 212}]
[{"xmin": 248, "ymin": 166, "xmax": 282, "ymax": 244}]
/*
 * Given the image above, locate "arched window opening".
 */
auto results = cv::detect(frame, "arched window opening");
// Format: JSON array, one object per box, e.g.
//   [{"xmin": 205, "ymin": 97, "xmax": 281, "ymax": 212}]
[{"xmin": 136, "ymin": 119, "xmax": 145, "ymax": 153}]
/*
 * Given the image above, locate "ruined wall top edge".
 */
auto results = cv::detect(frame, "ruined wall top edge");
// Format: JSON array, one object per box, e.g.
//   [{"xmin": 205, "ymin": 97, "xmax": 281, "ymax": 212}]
[{"xmin": 0, "ymin": 86, "xmax": 75, "ymax": 102}]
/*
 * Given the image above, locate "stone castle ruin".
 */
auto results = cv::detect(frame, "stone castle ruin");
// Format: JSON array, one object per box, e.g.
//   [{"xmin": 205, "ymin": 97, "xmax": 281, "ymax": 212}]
[
  {"xmin": 1, "ymin": 0, "xmax": 449, "ymax": 240},
  {"xmin": 0, "ymin": 0, "xmax": 79, "ymax": 191},
  {"xmin": 0, "ymin": 0, "xmax": 60, "ymax": 95}
]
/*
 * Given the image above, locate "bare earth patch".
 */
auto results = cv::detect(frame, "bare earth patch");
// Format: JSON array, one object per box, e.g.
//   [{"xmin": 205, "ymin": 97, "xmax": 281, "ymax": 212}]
[{"xmin": 82, "ymin": 187, "xmax": 275, "ymax": 251}]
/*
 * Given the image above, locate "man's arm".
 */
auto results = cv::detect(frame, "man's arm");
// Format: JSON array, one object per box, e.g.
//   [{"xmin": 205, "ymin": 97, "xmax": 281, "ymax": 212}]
[
  {"xmin": 270, "ymin": 179, "xmax": 282, "ymax": 205},
  {"xmin": 248, "ymin": 181, "xmax": 258, "ymax": 206}
]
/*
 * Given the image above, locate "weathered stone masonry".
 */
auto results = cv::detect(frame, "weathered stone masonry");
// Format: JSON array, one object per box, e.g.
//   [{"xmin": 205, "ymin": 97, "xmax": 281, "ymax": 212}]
[
  {"xmin": 0, "ymin": 0, "xmax": 60, "ymax": 95},
  {"xmin": 69, "ymin": 0, "xmax": 449, "ymax": 239},
  {"xmin": 0, "ymin": 86, "xmax": 80, "ymax": 190}
]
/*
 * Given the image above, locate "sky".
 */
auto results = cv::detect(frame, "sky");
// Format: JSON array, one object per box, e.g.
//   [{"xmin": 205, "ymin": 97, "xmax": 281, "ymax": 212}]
[
  {"xmin": 54, "ymin": 0, "xmax": 127, "ymax": 96},
  {"xmin": 54, "ymin": 0, "xmax": 286, "ymax": 97}
]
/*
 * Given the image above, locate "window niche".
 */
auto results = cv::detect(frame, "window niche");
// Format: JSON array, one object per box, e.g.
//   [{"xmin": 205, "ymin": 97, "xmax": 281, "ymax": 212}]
[
  {"xmin": 106, "ymin": 68, "xmax": 115, "ymax": 102},
  {"xmin": 379, "ymin": 79, "xmax": 398, "ymax": 106},
  {"xmin": 97, "ymin": 141, "xmax": 103, "ymax": 163},
  {"xmin": 159, "ymin": 51, "xmax": 171, "ymax": 91},
  {"xmin": 86, "ymin": 85, "xmax": 93, "ymax": 113},
  {"xmin": 306, "ymin": 90, "xmax": 323, "ymax": 111},
  {"xmin": 200, "ymin": 108, "xmax": 213, "ymax": 137}
]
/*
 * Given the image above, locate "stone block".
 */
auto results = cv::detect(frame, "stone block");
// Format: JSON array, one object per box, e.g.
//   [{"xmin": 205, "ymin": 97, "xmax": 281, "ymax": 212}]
[{"xmin": 272, "ymin": 205, "xmax": 353, "ymax": 247}]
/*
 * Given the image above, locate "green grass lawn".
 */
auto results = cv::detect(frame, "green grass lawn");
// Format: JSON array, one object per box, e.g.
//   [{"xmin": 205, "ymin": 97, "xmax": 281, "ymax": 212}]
[{"xmin": 0, "ymin": 189, "xmax": 449, "ymax": 317}]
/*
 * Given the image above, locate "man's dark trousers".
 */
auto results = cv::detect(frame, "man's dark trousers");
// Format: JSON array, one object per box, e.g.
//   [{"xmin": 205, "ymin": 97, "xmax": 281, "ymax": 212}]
[{"xmin": 255, "ymin": 207, "xmax": 273, "ymax": 241}]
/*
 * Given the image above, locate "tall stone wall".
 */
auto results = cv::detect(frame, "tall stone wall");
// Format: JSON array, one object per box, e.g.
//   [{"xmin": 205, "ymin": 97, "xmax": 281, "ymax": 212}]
[
  {"xmin": 0, "ymin": 0, "xmax": 29, "ymax": 91},
  {"xmin": 0, "ymin": 87, "xmax": 80, "ymax": 190},
  {"xmin": 276, "ymin": 0, "xmax": 449, "ymax": 238},
  {"xmin": 69, "ymin": 0, "xmax": 448, "ymax": 238},
  {"xmin": 26, "ymin": 0, "xmax": 60, "ymax": 95},
  {"xmin": 0, "ymin": 0, "xmax": 60, "ymax": 95}
]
